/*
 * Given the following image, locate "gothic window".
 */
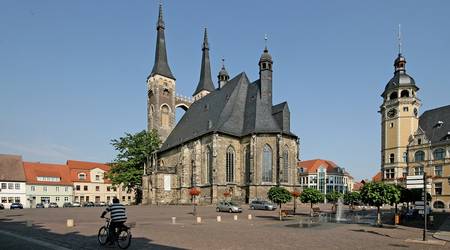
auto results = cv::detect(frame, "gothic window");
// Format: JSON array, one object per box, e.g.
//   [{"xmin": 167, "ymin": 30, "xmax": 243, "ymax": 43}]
[
  {"xmin": 161, "ymin": 105, "xmax": 170, "ymax": 128},
  {"xmin": 415, "ymin": 151, "xmax": 425, "ymax": 162},
  {"xmin": 400, "ymin": 90, "xmax": 410, "ymax": 98},
  {"xmin": 433, "ymin": 148, "xmax": 445, "ymax": 160},
  {"xmin": 226, "ymin": 146, "xmax": 235, "ymax": 183},
  {"xmin": 244, "ymin": 146, "xmax": 251, "ymax": 184},
  {"xmin": 389, "ymin": 154, "xmax": 395, "ymax": 163},
  {"xmin": 281, "ymin": 147, "xmax": 289, "ymax": 183},
  {"xmin": 389, "ymin": 91, "xmax": 398, "ymax": 100},
  {"xmin": 162, "ymin": 88, "xmax": 170, "ymax": 96},
  {"xmin": 206, "ymin": 146, "xmax": 213, "ymax": 184},
  {"xmin": 262, "ymin": 144, "xmax": 273, "ymax": 182}
]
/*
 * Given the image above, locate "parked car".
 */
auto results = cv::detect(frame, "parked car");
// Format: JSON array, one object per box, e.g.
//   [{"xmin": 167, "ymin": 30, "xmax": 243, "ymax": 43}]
[
  {"xmin": 216, "ymin": 201, "xmax": 242, "ymax": 213},
  {"xmin": 36, "ymin": 203, "xmax": 45, "ymax": 208},
  {"xmin": 83, "ymin": 202, "xmax": 95, "ymax": 207},
  {"xmin": 99, "ymin": 201, "xmax": 107, "ymax": 206},
  {"xmin": 72, "ymin": 202, "xmax": 81, "ymax": 207},
  {"xmin": 49, "ymin": 202, "xmax": 58, "ymax": 208},
  {"xmin": 0, "ymin": 204, "xmax": 4, "ymax": 210},
  {"xmin": 63, "ymin": 202, "xmax": 72, "ymax": 208},
  {"xmin": 249, "ymin": 200, "xmax": 276, "ymax": 210},
  {"xmin": 10, "ymin": 203, "xmax": 23, "ymax": 209}
]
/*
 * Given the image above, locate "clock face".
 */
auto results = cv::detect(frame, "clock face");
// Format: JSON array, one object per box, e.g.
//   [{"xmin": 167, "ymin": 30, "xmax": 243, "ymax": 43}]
[
  {"xmin": 414, "ymin": 108, "xmax": 418, "ymax": 117},
  {"xmin": 387, "ymin": 108, "xmax": 397, "ymax": 118}
]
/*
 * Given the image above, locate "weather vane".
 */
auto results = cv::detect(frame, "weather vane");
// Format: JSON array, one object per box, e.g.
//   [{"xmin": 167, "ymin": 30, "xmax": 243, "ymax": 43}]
[{"xmin": 397, "ymin": 24, "xmax": 402, "ymax": 55}]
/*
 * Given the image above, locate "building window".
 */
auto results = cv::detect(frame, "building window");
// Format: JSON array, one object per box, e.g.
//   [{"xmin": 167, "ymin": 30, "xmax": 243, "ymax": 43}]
[
  {"xmin": 37, "ymin": 176, "xmax": 60, "ymax": 182},
  {"xmin": 403, "ymin": 167, "xmax": 409, "ymax": 178},
  {"xmin": 122, "ymin": 196, "xmax": 125, "ymax": 202},
  {"xmin": 226, "ymin": 146, "xmax": 235, "ymax": 183},
  {"xmin": 107, "ymin": 186, "xmax": 111, "ymax": 192},
  {"xmin": 435, "ymin": 166, "xmax": 443, "ymax": 177},
  {"xmin": 262, "ymin": 144, "xmax": 273, "ymax": 182},
  {"xmin": 389, "ymin": 154, "xmax": 395, "ymax": 164},
  {"xmin": 14, "ymin": 183, "xmax": 20, "ymax": 189},
  {"xmin": 400, "ymin": 90, "xmax": 410, "ymax": 98},
  {"xmin": 206, "ymin": 146, "xmax": 213, "ymax": 184},
  {"xmin": 1, "ymin": 183, "xmax": 6, "ymax": 189},
  {"xmin": 403, "ymin": 152, "xmax": 408, "ymax": 163},
  {"xmin": 390, "ymin": 123, "xmax": 394, "ymax": 128},
  {"xmin": 84, "ymin": 186, "xmax": 88, "ymax": 191},
  {"xmin": 244, "ymin": 146, "xmax": 251, "ymax": 184},
  {"xmin": 433, "ymin": 201, "xmax": 444, "ymax": 209},
  {"xmin": 8, "ymin": 197, "xmax": 13, "ymax": 203},
  {"xmin": 8, "ymin": 183, "xmax": 13, "ymax": 189},
  {"xmin": 418, "ymin": 139, "xmax": 422, "ymax": 145},
  {"xmin": 384, "ymin": 169, "xmax": 395, "ymax": 179},
  {"xmin": 56, "ymin": 197, "xmax": 60, "ymax": 202},
  {"xmin": 31, "ymin": 186, "xmax": 35, "ymax": 191},
  {"xmin": 76, "ymin": 185, "xmax": 80, "ymax": 191},
  {"xmin": 64, "ymin": 197, "xmax": 68, "ymax": 202},
  {"xmin": 414, "ymin": 166, "xmax": 424, "ymax": 176},
  {"xmin": 1, "ymin": 197, "xmax": 6, "ymax": 203},
  {"xmin": 65, "ymin": 186, "xmax": 68, "ymax": 192},
  {"xmin": 161, "ymin": 105, "xmax": 170, "ymax": 128},
  {"xmin": 281, "ymin": 148, "xmax": 289, "ymax": 183},
  {"xmin": 433, "ymin": 148, "xmax": 445, "ymax": 160},
  {"xmin": 78, "ymin": 173, "xmax": 86, "ymax": 180},
  {"xmin": 15, "ymin": 197, "xmax": 20, "ymax": 203},
  {"xmin": 434, "ymin": 183, "xmax": 442, "ymax": 195},
  {"xmin": 95, "ymin": 175, "xmax": 100, "ymax": 181},
  {"xmin": 415, "ymin": 151, "xmax": 425, "ymax": 162},
  {"xmin": 95, "ymin": 186, "xmax": 100, "ymax": 192},
  {"xmin": 403, "ymin": 107, "xmax": 409, "ymax": 112},
  {"xmin": 43, "ymin": 186, "xmax": 47, "ymax": 192}
]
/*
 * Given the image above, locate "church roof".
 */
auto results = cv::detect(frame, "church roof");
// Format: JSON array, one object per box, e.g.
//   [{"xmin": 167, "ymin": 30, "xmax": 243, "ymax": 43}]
[
  {"xmin": 419, "ymin": 105, "xmax": 450, "ymax": 143},
  {"xmin": 193, "ymin": 28, "xmax": 215, "ymax": 96},
  {"xmin": 160, "ymin": 72, "xmax": 296, "ymax": 152}
]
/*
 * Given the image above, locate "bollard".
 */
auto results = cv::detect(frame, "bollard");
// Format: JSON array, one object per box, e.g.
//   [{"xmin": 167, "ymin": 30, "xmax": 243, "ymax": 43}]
[
  {"xmin": 66, "ymin": 219, "xmax": 74, "ymax": 227},
  {"xmin": 234, "ymin": 215, "xmax": 238, "ymax": 221},
  {"xmin": 26, "ymin": 220, "xmax": 32, "ymax": 227},
  {"xmin": 171, "ymin": 217, "xmax": 176, "ymax": 224},
  {"xmin": 248, "ymin": 214, "xmax": 252, "ymax": 220},
  {"xmin": 196, "ymin": 217, "xmax": 202, "ymax": 223},
  {"xmin": 217, "ymin": 215, "xmax": 221, "ymax": 222}
]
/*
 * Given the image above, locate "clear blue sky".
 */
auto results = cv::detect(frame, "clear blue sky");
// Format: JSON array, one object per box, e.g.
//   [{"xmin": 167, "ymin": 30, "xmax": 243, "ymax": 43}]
[{"xmin": 1, "ymin": 0, "xmax": 449, "ymax": 180}]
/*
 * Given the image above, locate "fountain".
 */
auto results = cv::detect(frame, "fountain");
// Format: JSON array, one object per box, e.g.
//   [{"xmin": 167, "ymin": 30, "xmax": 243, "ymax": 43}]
[{"xmin": 335, "ymin": 197, "xmax": 347, "ymax": 222}]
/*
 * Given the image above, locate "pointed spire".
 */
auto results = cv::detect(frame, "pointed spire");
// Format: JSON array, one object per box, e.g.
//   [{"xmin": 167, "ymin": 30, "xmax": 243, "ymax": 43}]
[
  {"xmin": 394, "ymin": 25, "xmax": 406, "ymax": 73},
  {"xmin": 259, "ymin": 34, "xmax": 273, "ymax": 71},
  {"xmin": 193, "ymin": 28, "xmax": 215, "ymax": 96},
  {"xmin": 149, "ymin": 1, "xmax": 175, "ymax": 80}
]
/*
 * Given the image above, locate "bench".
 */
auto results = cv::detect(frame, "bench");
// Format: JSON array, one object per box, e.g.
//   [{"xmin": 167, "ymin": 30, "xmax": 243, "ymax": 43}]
[
  {"xmin": 281, "ymin": 209, "xmax": 295, "ymax": 217},
  {"xmin": 312, "ymin": 207, "xmax": 322, "ymax": 216}
]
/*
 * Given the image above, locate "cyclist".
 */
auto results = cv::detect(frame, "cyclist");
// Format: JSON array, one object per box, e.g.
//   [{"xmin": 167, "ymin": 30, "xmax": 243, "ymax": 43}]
[{"xmin": 101, "ymin": 197, "xmax": 127, "ymax": 244}]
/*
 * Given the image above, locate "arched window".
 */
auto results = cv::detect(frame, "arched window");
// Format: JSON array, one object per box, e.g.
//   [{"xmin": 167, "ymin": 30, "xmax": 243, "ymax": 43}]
[
  {"xmin": 262, "ymin": 144, "xmax": 273, "ymax": 182},
  {"xmin": 281, "ymin": 147, "xmax": 289, "ymax": 183},
  {"xmin": 206, "ymin": 146, "xmax": 213, "ymax": 184},
  {"xmin": 433, "ymin": 201, "xmax": 445, "ymax": 209},
  {"xmin": 415, "ymin": 151, "xmax": 425, "ymax": 162},
  {"xmin": 400, "ymin": 90, "xmax": 410, "ymax": 98},
  {"xmin": 161, "ymin": 105, "xmax": 170, "ymax": 128},
  {"xmin": 403, "ymin": 152, "xmax": 408, "ymax": 162},
  {"xmin": 433, "ymin": 148, "xmax": 445, "ymax": 160},
  {"xmin": 226, "ymin": 146, "xmax": 235, "ymax": 183},
  {"xmin": 78, "ymin": 173, "xmax": 86, "ymax": 180},
  {"xmin": 389, "ymin": 91, "xmax": 398, "ymax": 100},
  {"xmin": 244, "ymin": 146, "xmax": 251, "ymax": 184},
  {"xmin": 389, "ymin": 154, "xmax": 395, "ymax": 164}
]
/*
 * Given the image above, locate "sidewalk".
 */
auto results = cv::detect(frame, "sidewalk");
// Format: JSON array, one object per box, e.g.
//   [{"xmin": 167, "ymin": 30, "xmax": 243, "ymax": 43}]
[{"xmin": 433, "ymin": 214, "xmax": 450, "ymax": 242}]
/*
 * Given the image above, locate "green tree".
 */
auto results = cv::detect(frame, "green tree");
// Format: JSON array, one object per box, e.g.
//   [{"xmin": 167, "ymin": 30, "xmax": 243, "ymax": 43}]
[
  {"xmin": 343, "ymin": 191, "xmax": 361, "ymax": 211},
  {"xmin": 360, "ymin": 182, "xmax": 400, "ymax": 226},
  {"xmin": 326, "ymin": 191, "xmax": 343, "ymax": 212},
  {"xmin": 108, "ymin": 130, "xmax": 161, "ymax": 204},
  {"xmin": 267, "ymin": 187, "xmax": 292, "ymax": 221},
  {"xmin": 300, "ymin": 188, "xmax": 324, "ymax": 217}
]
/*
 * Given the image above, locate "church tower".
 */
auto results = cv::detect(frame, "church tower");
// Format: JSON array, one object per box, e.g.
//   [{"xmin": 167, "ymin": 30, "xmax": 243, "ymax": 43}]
[
  {"xmin": 380, "ymin": 40, "xmax": 420, "ymax": 182},
  {"xmin": 147, "ymin": 3, "xmax": 176, "ymax": 142},
  {"xmin": 193, "ymin": 28, "xmax": 215, "ymax": 101}
]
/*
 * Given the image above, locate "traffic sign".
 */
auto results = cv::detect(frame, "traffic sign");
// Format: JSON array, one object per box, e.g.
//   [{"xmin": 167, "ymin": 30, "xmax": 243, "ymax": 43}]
[
  {"xmin": 407, "ymin": 175, "xmax": 423, "ymax": 180},
  {"xmin": 406, "ymin": 184, "xmax": 431, "ymax": 189},
  {"xmin": 406, "ymin": 179, "xmax": 424, "ymax": 185}
]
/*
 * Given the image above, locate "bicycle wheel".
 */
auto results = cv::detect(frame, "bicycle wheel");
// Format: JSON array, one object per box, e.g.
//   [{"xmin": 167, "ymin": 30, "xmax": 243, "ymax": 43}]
[
  {"xmin": 117, "ymin": 229, "xmax": 132, "ymax": 249},
  {"xmin": 97, "ymin": 226, "xmax": 108, "ymax": 245}
]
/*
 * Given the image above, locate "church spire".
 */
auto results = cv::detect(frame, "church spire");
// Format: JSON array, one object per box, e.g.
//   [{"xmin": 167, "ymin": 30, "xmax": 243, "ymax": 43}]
[
  {"xmin": 149, "ymin": 1, "xmax": 175, "ymax": 80},
  {"xmin": 193, "ymin": 28, "xmax": 215, "ymax": 97}
]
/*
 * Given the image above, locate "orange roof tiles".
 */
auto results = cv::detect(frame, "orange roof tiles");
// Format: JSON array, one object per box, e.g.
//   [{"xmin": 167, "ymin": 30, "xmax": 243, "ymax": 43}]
[
  {"xmin": 67, "ymin": 160, "xmax": 111, "ymax": 183},
  {"xmin": 372, "ymin": 171, "xmax": 382, "ymax": 182},
  {"xmin": 297, "ymin": 159, "xmax": 339, "ymax": 173},
  {"xmin": 23, "ymin": 162, "xmax": 72, "ymax": 186}
]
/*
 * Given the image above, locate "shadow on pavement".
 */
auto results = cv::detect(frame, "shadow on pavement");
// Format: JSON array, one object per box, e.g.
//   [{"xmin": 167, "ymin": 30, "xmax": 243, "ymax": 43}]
[{"xmin": 0, "ymin": 218, "xmax": 185, "ymax": 250}]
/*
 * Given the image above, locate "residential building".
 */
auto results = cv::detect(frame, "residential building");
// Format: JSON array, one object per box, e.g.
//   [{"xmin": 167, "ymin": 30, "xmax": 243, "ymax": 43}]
[
  {"xmin": 297, "ymin": 159, "xmax": 354, "ymax": 195},
  {"xmin": 23, "ymin": 162, "xmax": 73, "ymax": 208},
  {"xmin": 0, "ymin": 154, "xmax": 27, "ymax": 208},
  {"xmin": 143, "ymin": 3, "xmax": 299, "ymax": 205},
  {"xmin": 380, "ymin": 49, "xmax": 450, "ymax": 211}
]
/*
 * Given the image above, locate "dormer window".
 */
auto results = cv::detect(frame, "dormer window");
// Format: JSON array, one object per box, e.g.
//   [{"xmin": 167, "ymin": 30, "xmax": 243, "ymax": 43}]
[
  {"xmin": 435, "ymin": 121, "xmax": 444, "ymax": 128},
  {"xmin": 78, "ymin": 173, "xmax": 86, "ymax": 180}
]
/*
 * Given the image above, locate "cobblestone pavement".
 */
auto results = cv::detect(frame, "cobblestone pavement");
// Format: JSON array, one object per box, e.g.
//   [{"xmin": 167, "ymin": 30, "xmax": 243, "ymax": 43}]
[{"xmin": 0, "ymin": 204, "xmax": 447, "ymax": 249}]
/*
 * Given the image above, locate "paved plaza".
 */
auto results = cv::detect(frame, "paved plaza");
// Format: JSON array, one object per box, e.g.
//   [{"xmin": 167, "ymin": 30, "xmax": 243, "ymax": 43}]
[{"xmin": 0, "ymin": 204, "xmax": 448, "ymax": 249}]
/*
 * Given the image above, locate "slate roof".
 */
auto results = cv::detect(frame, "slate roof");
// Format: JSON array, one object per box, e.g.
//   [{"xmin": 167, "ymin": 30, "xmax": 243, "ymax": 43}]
[
  {"xmin": 193, "ymin": 28, "xmax": 215, "ymax": 96},
  {"xmin": 382, "ymin": 54, "xmax": 418, "ymax": 97},
  {"xmin": 160, "ymin": 72, "xmax": 296, "ymax": 152},
  {"xmin": 419, "ymin": 105, "xmax": 450, "ymax": 143},
  {"xmin": 0, "ymin": 154, "xmax": 25, "ymax": 182}
]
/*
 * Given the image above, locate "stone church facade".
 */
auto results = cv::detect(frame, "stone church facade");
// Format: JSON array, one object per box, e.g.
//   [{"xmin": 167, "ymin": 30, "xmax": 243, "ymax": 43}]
[{"xmin": 142, "ymin": 3, "xmax": 300, "ymax": 205}]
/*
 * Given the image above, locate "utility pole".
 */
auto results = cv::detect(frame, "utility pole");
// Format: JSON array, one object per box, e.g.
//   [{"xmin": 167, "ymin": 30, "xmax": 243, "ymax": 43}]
[{"xmin": 423, "ymin": 172, "xmax": 427, "ymax": 241}]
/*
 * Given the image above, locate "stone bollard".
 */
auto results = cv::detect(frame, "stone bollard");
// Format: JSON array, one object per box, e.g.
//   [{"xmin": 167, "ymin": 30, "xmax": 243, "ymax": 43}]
[
  {"xmin": 248, "ymin": 214, "xmax": 252, "ymax": 220},
  {"xmin": 217, "ymin": 215, "xmax": 221, "ymax": 222},
  {"xmin": 196, "ymin": 217, "xmax": 202, "ymax": 224},
  {"xmin": 26, "ymin": 220, "xmax": 32, "ymax": 227},
  {"xmin": 66, "ymin": 219, "xmax": 74, "ymax": 227},
  {"xmin": 234, "ymin": 215, "xmax": 238, "ymax": 221},
  {"xmin": 171, "ymin": 217, "xmax": 176, "ymax": 224}
]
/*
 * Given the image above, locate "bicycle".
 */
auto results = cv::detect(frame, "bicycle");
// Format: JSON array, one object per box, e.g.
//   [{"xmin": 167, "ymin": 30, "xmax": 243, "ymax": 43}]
[{"xmin": 98, "ymin": 217, "xmax": 132, "ymax": 249}]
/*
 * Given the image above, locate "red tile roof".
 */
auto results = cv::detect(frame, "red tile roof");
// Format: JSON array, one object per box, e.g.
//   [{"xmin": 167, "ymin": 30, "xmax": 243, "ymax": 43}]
[
  {"xmin": 23, "ymin": 162, "xmax": 72, "ymax": 186},
  {"xmin": 67, "ymin": 160, "xmax": 111, "ymax": 183},
  {"xmin": 353, "ymin": 182, "xmax": 364, "ymax": 191},
  {"xmin": 297, "ymin": 159, "xmax": 340, "ymax": 174},
  {"xmin": 372, "ymin": 171, "xmax": 382, "ymax": 182}
]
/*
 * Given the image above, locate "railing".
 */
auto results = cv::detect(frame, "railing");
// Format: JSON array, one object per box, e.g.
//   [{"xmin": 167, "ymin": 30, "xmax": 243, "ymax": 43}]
[{"xmin": 175, "ymin": 94, "xmax": 193, "ymax": 103}]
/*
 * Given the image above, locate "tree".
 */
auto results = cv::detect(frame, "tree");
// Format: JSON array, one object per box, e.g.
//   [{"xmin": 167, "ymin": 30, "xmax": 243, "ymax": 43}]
[
  {"xmin": 326, "ymin": 191, "xmax": 343, "ymax": 212},
  {"xmin": 267, "ymin": 187, "xmax": 292, "ymax": 221},
  {"xmin": 343, "ymin": 191, "xmax": 361, "ymax": 211},
  {"xmin": 360, "ymin": 182, "xmax": 400, "ymax": 226},
  {"xmin": 108, "ymin": 130, "xmax": 161, "ymax": 204},
  {"xmin": 300, "ymin": 188, "xmax": 324, "ymax": 217}
]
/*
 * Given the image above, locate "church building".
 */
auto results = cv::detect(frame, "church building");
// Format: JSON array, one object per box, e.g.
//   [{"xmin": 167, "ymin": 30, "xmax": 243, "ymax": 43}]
[
  {"xmin": 142, "ymin": 3, "xmax": 300, "ymax": 205},
  {"xmin": 380, "ymin": 47, "xmax": 450, "ymax": 211}
]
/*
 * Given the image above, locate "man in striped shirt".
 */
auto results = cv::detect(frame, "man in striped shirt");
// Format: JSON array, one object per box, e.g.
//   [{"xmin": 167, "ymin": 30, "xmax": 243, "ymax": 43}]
[{"xmin": 101, "ymin": 197, "xmax": 127, "ymax": 244}]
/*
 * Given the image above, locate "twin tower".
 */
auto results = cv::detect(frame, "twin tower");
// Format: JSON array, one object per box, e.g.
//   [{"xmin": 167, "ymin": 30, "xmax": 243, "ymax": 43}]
[{"xmin": 146, "ymin": 3, "xmax": 230, "ymax": 141}]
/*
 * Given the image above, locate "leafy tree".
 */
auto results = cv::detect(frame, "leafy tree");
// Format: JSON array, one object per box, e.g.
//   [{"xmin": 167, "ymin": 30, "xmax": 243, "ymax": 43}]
[
  {"xmin": 360, "ymin": 182, "xmax": 400, "ymax": 226},
  {"xmin": 267, "ymin": 187, "xmax": 292, "ymax": 221},
  {"xmin": 326, "ymin": 191, "xmax": 343, "ymax": 212},
  {"xmin": 108, "ymin": 130, "xmax": 161, "ymax": 204},
  {"xmin": 300, "ymin": 188, "xmax": 324, "ymax": 217},
  {"xmin": 343, "ymin": 191, "xmax": 361, "ymax": 211}
]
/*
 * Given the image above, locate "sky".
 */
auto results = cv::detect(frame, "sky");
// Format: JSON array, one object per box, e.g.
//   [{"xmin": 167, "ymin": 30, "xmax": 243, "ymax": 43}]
[{"xmin": 1, "ymin": 0, "xmax": 449, "ymax": 181}]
